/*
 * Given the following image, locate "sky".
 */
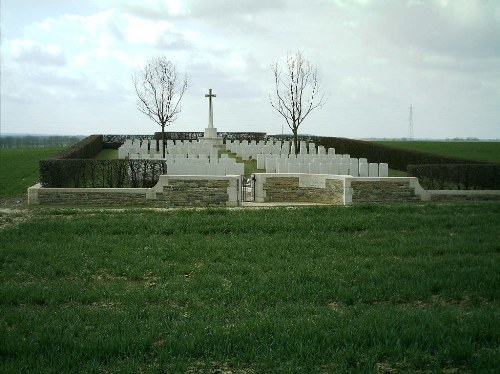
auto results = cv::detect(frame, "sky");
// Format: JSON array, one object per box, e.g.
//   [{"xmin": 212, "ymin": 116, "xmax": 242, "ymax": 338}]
[{"xmin": 1, "ymin": 0, "xmax": 499, "ymax": 139}]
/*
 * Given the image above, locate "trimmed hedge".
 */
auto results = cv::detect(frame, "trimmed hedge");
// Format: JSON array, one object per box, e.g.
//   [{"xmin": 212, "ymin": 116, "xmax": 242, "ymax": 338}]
[
  {"xmin": 407, "ymin": 164, "xmax": 500, "ymax": 190},
  {"xmin": 310, "ymin": 136, "xmax": 490, "ymax": 170},
  {"xmin": 222, "ymin": 132, "xmax": 267, "ymax": 142},
  {"xmin": 40, "ymin": 133, "xmax": 499, "ymax": 191},
  {"xmin": 39, "ymin": 159, "xmax": 167, "ymax": 188},
  {"xmin": 48, "ymin": 135, "xmax": 103, "ymax": 159},
  {"xmin": 103, "ymin": 135, "xmax": 154, "ymax": 149},
  {"xmin": 153, "ymin": 132, "xmax": 267, "ymax": 142}
]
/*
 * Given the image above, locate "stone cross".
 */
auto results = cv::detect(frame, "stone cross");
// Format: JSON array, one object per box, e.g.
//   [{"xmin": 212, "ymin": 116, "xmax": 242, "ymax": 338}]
[{"xmin": 205, "ymin": 88, "xmax": 216, "ymax": 128}]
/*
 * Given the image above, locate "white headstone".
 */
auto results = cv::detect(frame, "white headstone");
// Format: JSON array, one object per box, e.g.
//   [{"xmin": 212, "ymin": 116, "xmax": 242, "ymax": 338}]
[
  {"xmin": 379, "ymin": 163, "xmax": 389, "ymax": 177},
  {"xmin": 359, "ymin": 163, "xmax": 369, "ymax": 177},
  {"xmin": 349, "ymin": 158, "xmax": 359, "ymax": 177},
  {"xmin": 265, "ymin": 158, "xmax": 277, "ymax": 173},
  {"xmin": 319, "ymin": 163, "xmax": 330, "ymax": 174},
  {"xmin": 339, "ymin": 162, "xmax": 349, "ymax": 175},
  {"xmin": 276, "ymin": 159, "xmax": 288, "ymax": 173},
  {"xmin": 299, "ymin": 163, "xmax": 309, "ymax": 173},
  {"xmin": 309, "ymin": 163, "xmax": 319, "ymax": 174}
]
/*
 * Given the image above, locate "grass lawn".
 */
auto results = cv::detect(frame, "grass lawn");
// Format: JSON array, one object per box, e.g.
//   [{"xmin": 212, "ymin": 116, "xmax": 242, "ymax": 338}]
[
  {"xmin": 375, "ymin": 141, "xmax": 500, "ymax": 163},
  {"xmin": 95, "ymin": 149, "xmax": 118, "ymax": 160},
  {"xmin": 0, "ymin": 147, "xmax": 65, "ymax": 199},
  {"xmin": 1, "ymin": 204, "xmax": 499, "ymax": 372},
  {"xmin": 220, "ymin": 150, "xmax": 263, "ymax": 177}
]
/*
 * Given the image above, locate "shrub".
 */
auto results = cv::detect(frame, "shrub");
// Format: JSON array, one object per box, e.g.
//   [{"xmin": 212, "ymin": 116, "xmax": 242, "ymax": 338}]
[
  {"xmin": 48, "ymin": 135, "xmax": 103, "ymax": 160},
  {"xmin": 311, "ymin": 136, "xmax": 491, "ymax": 170},
  {"xmin": 407, "ymin": 164, "xmax": 500, "ymax": 190},
  {"xmin": 103, "ymin": 135, "xmax": 155, "ymax": 149},
  {"xmin": 153, "ymin": 132, "xmax": 267, "ymax": 142},
  {"xmin": 39, "ymin": 159, "xmax": 167, "ymax": 188}
]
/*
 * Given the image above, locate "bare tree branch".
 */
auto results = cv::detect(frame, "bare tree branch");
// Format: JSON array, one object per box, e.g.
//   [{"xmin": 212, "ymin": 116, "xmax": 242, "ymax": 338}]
[
  {"xmin": 133, "ymin": 56, "xmax": 189, "ymax": 157},
  {"xmin": 269, "ymin": 51, "xmax": 325, "ymax": 153}
]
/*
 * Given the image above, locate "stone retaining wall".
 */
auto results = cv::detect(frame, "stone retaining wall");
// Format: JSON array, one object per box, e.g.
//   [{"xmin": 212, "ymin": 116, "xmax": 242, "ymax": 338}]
[
  {"xmin": 28, "ymin": 174, "xmax": 500, "ymax": 206},
  {"xmin": 163, "ymin": 178, "xmax": 231, "ymax": 206},
  {"xmin": 29, "ymin": 187, "xmax": 153, "ymax": 206},
  {"xmin": 347, "ymin": 178, "xmax": 422, "ymax": 204},
  {"xmin": 256, "ymin": 174, "xmax": 422, "ymax": 205},
  {"xmin": 258, "ymin": 174, "xmax": 344, "ymax": 204},
  {"xmin": 28, "ymin": 175, "xmax": 241, "ymax": 207}
]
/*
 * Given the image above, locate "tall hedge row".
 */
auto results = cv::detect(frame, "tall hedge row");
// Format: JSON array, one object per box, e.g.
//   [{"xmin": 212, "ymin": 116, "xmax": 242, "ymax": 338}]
[
  {"xmin": 46, "ymin": 134, "xmax": 103, "ymax": 159},
  {"xmin": 310, "ymin": 136, "xmax": 489, "ymax": 170},
  {"xmin": 407, "ymin": 164, "xmax": 500, "ymax": 190},
  {"xmin": 153, "ymin": 132, "xmax": 267, "ymax": 142},
  {"xmin": 39, "ymin": 133, "xmax": 498, "ymax": 191},
  {"xmin": 39, "ymin": 159, "xmax": 167, "ymax": 188}
]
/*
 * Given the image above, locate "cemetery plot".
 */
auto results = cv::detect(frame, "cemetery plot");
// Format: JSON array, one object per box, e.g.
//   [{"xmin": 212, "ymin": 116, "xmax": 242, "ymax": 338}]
[
  {"xmin": 118, "ymin": 138, "xmax": 389, "ymax": 178},
  {"xmin": 227, "ymin": 139, "xmax": 389, "ymax": 177},
  {"xmin": 118, "ymin": 139, "xmax": 244, "ymax": 177}
]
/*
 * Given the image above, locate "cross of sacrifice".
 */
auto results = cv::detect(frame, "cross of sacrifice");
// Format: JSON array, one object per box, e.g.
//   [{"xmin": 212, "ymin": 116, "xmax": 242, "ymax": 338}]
[{"xmin": 205, "ymin": 88, "xmax": 216, "ymax": 128}]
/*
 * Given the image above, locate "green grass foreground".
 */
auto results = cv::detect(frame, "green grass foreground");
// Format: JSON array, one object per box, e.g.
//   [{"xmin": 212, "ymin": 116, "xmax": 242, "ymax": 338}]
[
  {"xmin": 1, "ymin": 204, "xmax": 499, "ymax": 372},
  {"xmin": 0, "ymin": 147, "xmax": 65, "ymax": 199}
]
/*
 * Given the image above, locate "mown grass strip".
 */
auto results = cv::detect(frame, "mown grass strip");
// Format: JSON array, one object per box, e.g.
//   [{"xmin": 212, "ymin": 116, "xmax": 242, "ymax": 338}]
[{"xmin": 1, "ymin": 204, "xmax": 499, "ymax": 372}]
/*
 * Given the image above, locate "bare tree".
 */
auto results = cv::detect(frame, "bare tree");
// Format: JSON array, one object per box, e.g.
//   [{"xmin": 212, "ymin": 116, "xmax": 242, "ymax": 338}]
[
  {"xmin": 133, "ymin": 56, "xmax": 189, "ymax": 157},
  {"xmin": 269, "ymin": 51, "xmax": 325, "ymax": 153}
]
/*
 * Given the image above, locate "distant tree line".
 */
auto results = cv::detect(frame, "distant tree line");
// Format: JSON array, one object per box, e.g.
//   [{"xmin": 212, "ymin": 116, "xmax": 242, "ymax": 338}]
[{"xmin": 0, "ymin": 135, "xmax": 84, "ymax": 148}]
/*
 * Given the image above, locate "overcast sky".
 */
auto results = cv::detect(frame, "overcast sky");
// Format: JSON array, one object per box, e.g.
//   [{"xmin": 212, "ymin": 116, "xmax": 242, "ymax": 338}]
[{"xmin": 1, "ymin": 0, "xmax": 499, "ymax": 139}]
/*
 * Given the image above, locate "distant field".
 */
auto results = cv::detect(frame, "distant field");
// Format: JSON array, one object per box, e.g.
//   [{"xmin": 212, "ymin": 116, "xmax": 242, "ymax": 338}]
[
  {"xmin": 375, "ymin": 141, "xmax": 500, "ymax": 162},
  {"xmin": 1, "ymin": 204, "xmax": 498, "ymax": 372},
  {"xmin": 0, "ymin": 147, "xmax": 64, "ymax": 199}
]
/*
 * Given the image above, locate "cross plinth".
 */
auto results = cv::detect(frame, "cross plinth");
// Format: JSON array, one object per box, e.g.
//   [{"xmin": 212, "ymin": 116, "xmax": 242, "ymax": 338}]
[{"xmin": 205, "ymin": 88, "xmax": 216, "ymax": 128}]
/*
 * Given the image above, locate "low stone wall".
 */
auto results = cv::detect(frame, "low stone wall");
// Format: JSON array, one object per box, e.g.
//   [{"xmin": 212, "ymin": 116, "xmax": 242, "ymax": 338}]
[
  {"xmin": 255, "ymin": 174, "xmax": 500, "ymax": 204},
  {"xmin": 255, "ymin": 174, "xmax": 344, "ymax": 204},
  {"xmin": 256, "ymin": 174, "xmax": 424, "ymax": 205},
  {"xmin": 28, "ymin": 174, "xmax": 500, "ymax": 207},
  {"xmin": 28, "ymin": 175, "xmax": 241, "ymax": 207},
  {"xmin": 346, "ymin": 177, "xmax": 422, "ymax": 204},
  {"xmin": 28, "ymin": 185, "xmax": 153, "ymax": 206},
  {"xmin": 159, "ymin": 176, "xmax": 238, "ymax": 207}
]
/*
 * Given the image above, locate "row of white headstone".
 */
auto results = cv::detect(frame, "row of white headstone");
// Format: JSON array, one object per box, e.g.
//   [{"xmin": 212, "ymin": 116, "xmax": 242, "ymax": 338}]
[
  {"xmin": 166, "ymin": 162, "xmax": 244, "ymax": 176},
  {"xmin": 127, "ymin": 149, "xmax": 244, "ymax": 176},
  {"xmin": 263, "ymin": 156, "xmax": 388, "ymax": 177},
  {"xmin": 228, "ymin": 141, "xmax": 389, "ymax": 177},
  {"xmin": 118, "ymin": 139, "xmax": 219, "ymax": 159},
  {"xmin": 117, "ymin": 138, "xmax": 388, "ymax": 177},
  {"xmin": 226, "ymin": 140, "xmax": 326, "ymax": 160}
]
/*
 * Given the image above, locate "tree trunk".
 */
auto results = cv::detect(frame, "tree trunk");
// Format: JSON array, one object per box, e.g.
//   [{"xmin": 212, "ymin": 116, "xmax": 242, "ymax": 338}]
[
  {"xmin": 161, "ymin": 125, "xmax": 166, "ymax": 158},
  {"xmin": 292, "ymin": 128, "xmax": 299, "ymax": 155}
]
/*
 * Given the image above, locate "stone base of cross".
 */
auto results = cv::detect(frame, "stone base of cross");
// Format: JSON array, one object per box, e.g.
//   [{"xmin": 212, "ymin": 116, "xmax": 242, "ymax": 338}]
[{"xmin": 200, "ymin": 88, "xmax": 223, "ymax": 147}]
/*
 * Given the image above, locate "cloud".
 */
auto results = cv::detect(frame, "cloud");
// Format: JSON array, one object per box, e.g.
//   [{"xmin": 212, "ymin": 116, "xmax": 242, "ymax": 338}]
[
  {"xmin": 122, "ymin": 14, "xmax": 174, "ymax": 44},
  {"xmin": 1, "ymin": 0, "xmax": 499, "ymax": 138},
  {"xmin": 368, "ymin": 0, "xmax": 500, "ymax": 59},
  {"xmin": 10, "ymin": 39, "xmax": 67, "ymax": 66},
  {"xmin": 339, "ymin": 76, "xmax": 388, "ymax": 99},
  {"xmin": 188, "ymin": 0, "xmax": 286, "ymax": 18},
  {"xmin": 112, "ymin": 0, "xmax": 285, "ymax": 19}
]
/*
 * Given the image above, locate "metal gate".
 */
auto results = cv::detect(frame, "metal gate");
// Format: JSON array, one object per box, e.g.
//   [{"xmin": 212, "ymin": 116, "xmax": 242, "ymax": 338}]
[{"xmin": 241, "ymin": 174, "xmax": 256, "ymax": 202}]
